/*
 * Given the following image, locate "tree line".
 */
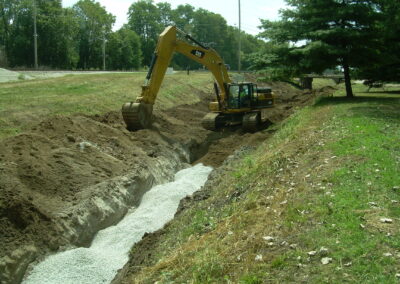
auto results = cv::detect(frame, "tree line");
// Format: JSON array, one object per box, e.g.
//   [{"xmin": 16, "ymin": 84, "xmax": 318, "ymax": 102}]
[
  {"xmin": 0, "ymin": 0, "xmax": 262, "ymax": 71},
  {"xmin": 249, "ymin": 0, "xmax": 400, "ymax": 97}
]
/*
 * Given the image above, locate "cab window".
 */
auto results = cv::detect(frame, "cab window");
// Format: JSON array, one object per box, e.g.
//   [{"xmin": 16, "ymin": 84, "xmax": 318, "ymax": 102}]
[
  {"xmin": 228, "ymin": 84, "xmax": 251, "ymax": 108},
  {"xmin": 239, "ymin": 85, "xmax": 250, "ymax": 107},
  {"xmin": 228, "ymin": 85, "xmax": 240, "ymax": 108}
]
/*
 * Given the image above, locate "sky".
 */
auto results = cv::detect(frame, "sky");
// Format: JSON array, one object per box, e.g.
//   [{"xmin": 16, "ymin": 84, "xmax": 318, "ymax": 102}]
[{"xmin": 62, "ymin": 0, "xmax": 287, "ymax": 35}]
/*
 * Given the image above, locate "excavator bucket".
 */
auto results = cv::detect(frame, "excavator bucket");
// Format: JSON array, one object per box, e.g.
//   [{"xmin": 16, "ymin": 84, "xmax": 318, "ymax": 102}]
[{"xmin": 122, "ymin": 102, "xmax": 153, "ymax": 131}]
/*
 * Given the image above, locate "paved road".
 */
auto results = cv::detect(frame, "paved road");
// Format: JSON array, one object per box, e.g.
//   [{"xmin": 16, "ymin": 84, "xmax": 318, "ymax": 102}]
[{"xmin": 0, "ymin": 69, "xmax": 146, "ymax": 83}]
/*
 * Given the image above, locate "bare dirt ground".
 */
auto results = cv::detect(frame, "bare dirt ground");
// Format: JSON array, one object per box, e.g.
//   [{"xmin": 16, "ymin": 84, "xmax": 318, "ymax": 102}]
[{"xmin": 0, "ymin": 77, "xmax": 330, "ymax": 283}]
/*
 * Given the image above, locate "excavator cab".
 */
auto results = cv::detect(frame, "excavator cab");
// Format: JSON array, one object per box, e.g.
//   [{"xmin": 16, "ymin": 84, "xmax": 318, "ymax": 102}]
[
  {"xmin": 226, "ymin": 83, "xmax": 274, "ymax": 110},
  {"xmin": 202, "ymin": 82, "xmax": 275, "ymax": 132},
  {"xmin": 227, "ymin": 83, "xmax": 252, "ymax": 109}
]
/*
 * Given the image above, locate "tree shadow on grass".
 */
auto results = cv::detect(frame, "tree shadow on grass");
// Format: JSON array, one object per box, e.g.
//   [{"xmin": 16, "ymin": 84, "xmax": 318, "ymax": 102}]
[
  {"xmin": 349, "ymin": 105, "xmax": 400, "ymax": 121},
  {"xmin": 314, "ymin": 96, "xmax": 400, "ymax": 121},
  {"xmin": 315, "ymin": 96, "xmax": 400, "ymax": 106},
  {"xmin": 367, "ymin": 90, "xmax": 400, "ymax": 94}
]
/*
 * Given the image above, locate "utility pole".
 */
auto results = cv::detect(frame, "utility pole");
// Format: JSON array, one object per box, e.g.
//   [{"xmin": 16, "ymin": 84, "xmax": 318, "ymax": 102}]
[
  {"xmin": 238, "ymin": 0, "xmax": 241, "ymax": 73},
  {"xmin": 102, "ymin": 26, "xmax": 106, "ymax": 71},
  {"xmin": 102, "ymin": 36, "xmax": 106, "ymax": 71},
  {"xmin": 33, "ymin": 0, "xmax": 38, "ymax": 69}
]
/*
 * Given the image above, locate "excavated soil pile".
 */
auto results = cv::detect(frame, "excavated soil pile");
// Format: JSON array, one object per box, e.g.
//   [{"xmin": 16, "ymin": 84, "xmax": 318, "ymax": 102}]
[
  {"xmin": 0, "ymin": 102, "xmax": 210, "ymax": 283},
  {"xmin": 0, "ymin": 79, "xmax": 332, "ymax": 283}
]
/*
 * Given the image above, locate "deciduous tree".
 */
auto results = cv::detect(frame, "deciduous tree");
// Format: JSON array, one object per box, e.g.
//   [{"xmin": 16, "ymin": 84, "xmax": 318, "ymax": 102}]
[
  {"xmin": 127, "ymin": 0, "xmax": 162, "ymax": 66},
  {"xmin": 73, "ymin": 0, "xmax": 115, "ymax": 69},
  {"xmin": 107, "ymin": 27, "xmax": 141, "ymax": 70}
]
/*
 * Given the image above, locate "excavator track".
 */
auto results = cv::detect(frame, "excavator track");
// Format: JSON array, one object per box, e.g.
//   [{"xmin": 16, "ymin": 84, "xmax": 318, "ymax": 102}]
[
  {"xmin": 202, "ymin": 112, "xmax": 220, "ymax": 131},
  {"xmin": 242, "ymin": 111, "xmax": 261, "ymax": 132},
  {"xmin": 122, "ymin": 102, "xmax": 153, "ymax": 131}
]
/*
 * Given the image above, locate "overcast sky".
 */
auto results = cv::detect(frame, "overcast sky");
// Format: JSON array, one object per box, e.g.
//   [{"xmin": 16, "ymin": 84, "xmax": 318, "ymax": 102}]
[{"xmin": 62, "ymin": 0, "xmax": 287, "ymax": 35}]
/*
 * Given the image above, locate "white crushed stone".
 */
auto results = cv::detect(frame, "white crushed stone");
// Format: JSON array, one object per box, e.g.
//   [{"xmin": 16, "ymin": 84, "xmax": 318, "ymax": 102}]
[
  {"xmin": 307, "ymin": 251, "xmax": 317, "ymax": 256},
  {"xmin": 319, "ymin": 247, "xmax": 329, "ymax": 256},
  {"xmin": 321, "ymin": 257, "xmax": 332, "ymax": 265},
  {"xmin": 262, "ymin": 236, "xmax": 275, "ymax": 241},
  {"xmin": 23, "ymin": 164, "xmax": 212, "ymax": 284},
  {"xmin": 78, "ymin": 141, "xmax": 98, "ymax": 151},
  {"xmin": 380, "ymin": 218, "xmax": 393, "ymax": 223}
]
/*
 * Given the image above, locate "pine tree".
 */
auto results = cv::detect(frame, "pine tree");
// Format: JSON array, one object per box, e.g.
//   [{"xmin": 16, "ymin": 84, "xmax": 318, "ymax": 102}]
[{"xmin": 258, "ymin": 0, "xmax": 381, "ymax": 97}]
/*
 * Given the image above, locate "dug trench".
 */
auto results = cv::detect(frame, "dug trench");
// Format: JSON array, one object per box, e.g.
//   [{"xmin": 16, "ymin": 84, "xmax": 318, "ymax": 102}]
[{"xmin": 0, "ymin": 79, "xmax": 330, "ymax": 283}]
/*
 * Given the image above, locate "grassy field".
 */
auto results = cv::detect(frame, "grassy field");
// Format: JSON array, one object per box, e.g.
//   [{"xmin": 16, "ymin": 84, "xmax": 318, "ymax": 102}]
[
  {"xmin": 2, "ymin": 73, "xmax": 399, "ymax": 282},
  {"xmin": 127, "ymin": 82, "xmax": 400, "ymax": 283},
  {"xmin": 0, "ymin": 71, "xmax": 214, "ymax": 139}
]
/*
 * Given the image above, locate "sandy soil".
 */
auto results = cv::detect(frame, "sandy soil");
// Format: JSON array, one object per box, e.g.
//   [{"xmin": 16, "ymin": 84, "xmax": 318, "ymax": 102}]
[{"xmin": 0, "ymin": 77, "xmax": 330, "ymax": 283}]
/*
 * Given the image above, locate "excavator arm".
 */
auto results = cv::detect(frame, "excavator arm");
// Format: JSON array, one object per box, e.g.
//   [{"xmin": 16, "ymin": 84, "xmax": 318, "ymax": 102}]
[{"xmin": 122, "ymin": 26, "xmax": 232, "ymax": 130}]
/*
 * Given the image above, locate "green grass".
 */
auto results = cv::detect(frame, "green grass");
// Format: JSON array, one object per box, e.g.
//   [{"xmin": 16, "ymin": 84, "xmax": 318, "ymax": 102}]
[
  {"xmin": 182, "ymin": 209, "xmax": 217, "ymax": 238},
  {"xmin": 296, "ymin": 96, "xmax": 400, "ymax": 283},
  {"xmin": 333, "ymin": 81, "xmax": 400, "ymax": 98},
  {"xmin": 265, "ymin": 92, "xmax": 400, "ymax": 283},
  {"xmin": 0, "ymin": 72, "xmax": 214, "ymax": 139},
  {"xmin": 127, "ymin": 84, "xmax": 400, "ymax": 283},
  {"xmin": 312, "ymin": 78, "xmax": 338, "ymax": 89}
]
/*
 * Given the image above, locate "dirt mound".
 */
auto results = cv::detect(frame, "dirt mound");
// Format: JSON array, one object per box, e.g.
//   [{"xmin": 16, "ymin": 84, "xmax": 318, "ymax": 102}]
[{"xmin": 0, "ymin": 106, "xmax": 211, "ymax": 283}]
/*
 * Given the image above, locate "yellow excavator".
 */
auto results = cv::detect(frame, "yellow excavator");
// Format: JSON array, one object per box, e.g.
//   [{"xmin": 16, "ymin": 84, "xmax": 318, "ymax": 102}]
[{"xmin": 122, "ymin": 26, "xmax": 274, "ymax": 132}]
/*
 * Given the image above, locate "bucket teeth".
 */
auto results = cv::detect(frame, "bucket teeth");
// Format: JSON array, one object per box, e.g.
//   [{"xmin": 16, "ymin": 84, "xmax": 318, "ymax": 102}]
[
  {"xmin": 242, "ymin": 112, "xmax": 261, "ymax": 132},
  {"xmin": 202, "ymin": 112, "xmax": 220, "ymax": 131},
  {"xmin": 122, "ymin": 102, "xmax": 153, "ymax": 131}
]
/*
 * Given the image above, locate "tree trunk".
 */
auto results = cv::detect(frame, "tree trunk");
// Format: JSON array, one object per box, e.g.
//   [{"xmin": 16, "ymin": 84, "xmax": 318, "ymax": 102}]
[
  {"xmin": 300, "ymin": 77, "xmax": 313, "ymax": 89},
  {"xmin": 342, "ymin": 57, "xmax": 354, "ymax": 98}
]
